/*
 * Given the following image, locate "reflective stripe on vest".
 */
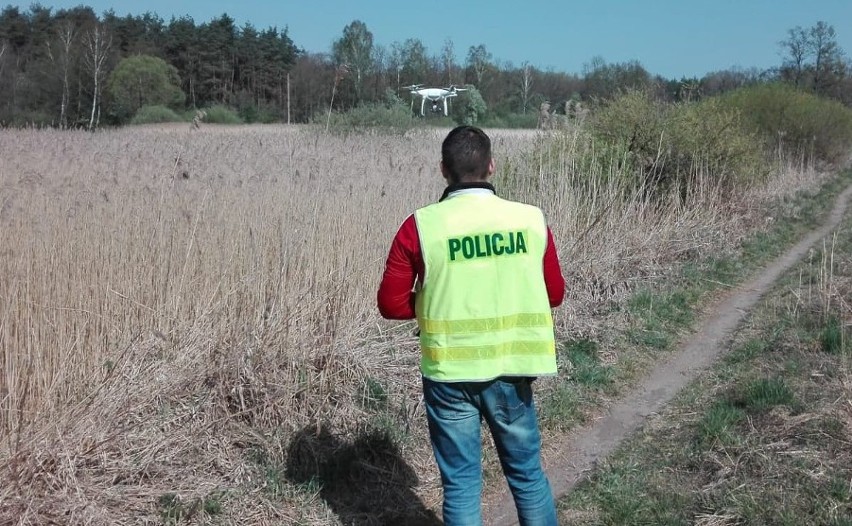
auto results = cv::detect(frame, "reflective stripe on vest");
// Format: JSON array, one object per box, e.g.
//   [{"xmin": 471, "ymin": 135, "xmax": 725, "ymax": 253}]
[{"xmin": 414, "ymin": 193, "xmax": 557, "ymax": 382}]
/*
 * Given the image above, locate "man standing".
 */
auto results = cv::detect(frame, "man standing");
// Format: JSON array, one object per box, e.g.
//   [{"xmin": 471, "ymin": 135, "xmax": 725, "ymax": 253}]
[{"xmin": 377, "ymin": 126, "xmax": 564, "ymax": 525}]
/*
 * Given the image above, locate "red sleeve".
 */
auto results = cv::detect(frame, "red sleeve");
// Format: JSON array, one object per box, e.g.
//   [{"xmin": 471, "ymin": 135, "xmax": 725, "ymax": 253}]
[
  {"xmin": 543, "ymin": 227, "xmax": 565, "ymax": 307},
  {"xmin": 377, "ymin": 215, "xmax": 423, "ymax": 319}
]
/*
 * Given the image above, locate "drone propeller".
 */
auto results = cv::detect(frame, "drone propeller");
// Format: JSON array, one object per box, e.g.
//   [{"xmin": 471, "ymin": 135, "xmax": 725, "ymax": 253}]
[{"xmin": 402, "ymin": 84, "xmax": 423, "ymax": 91}]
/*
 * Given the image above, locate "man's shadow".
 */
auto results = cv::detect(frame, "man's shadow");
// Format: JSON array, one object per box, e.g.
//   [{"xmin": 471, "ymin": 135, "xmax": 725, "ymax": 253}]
[{"xmin": 285, "ymin": 425, "xmax": 442, "ymax": 526}]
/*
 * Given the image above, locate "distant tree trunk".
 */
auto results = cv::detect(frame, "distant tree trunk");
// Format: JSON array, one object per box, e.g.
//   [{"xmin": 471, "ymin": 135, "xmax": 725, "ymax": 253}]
[
  {"xmin": 85, "ymin": 24, "xmax": 111, "ymax": 131},
  {"xmin": 0, "ymin": 40, "xmax": 6, "ymax": 81},
  {"xmin": 57, "ymin": 22, "xmax": 76, "ymax": 128},
  {"xmin": 189, "ymin": 76, "xmax": 196, "ymax": 108},
  {"xmin": 520, "ymin": 62, "xmax": 533, "ymax": 114}
]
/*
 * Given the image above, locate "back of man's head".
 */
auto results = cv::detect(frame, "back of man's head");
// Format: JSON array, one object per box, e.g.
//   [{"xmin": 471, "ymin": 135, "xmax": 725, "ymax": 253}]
[{"xmin": 441, "ymin": 126, "xmax": 492, "ymax": 184}]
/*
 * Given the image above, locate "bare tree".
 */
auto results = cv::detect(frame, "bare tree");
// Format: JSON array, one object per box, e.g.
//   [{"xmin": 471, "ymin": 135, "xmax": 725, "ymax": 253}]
[
  {"xmin": 780, "ymin": 21, "xmax": 845, "ymax": 96},
  {"xmin": 46, "ymin": 22, "xmax": 77, "ymax": 128},
  {"xmin": 84, "ymin": 23, "xmax": 111, "ymax": 130},
  {"xmin": 810, "ymin": 21, "xmax": 842, "ymax": 95},
  {"xmin": 519, "ymin": 62, "xmax": 534, "ymax": 114},
  {"xmin": 466, "ymin": 44, "xmax": 492, "ymax": 87},
  {"xmin": 779, "ymin": 26, "xmax": 809, "ymax": 88},
  {"xmin": 441, "ymin": 38, "xmax": 455, "ymax": 85}
]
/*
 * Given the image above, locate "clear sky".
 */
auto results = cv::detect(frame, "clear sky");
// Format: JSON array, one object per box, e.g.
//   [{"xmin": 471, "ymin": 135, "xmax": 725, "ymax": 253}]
[{"xmin": 15, "ymin": 0, "xmax": 852, "ymax": 79}]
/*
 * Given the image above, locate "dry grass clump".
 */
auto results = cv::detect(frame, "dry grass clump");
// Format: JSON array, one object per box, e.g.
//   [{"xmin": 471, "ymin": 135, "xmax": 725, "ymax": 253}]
[{"xmin": 0, "ymin": 124, "xmax": 828, "ymax": 523}]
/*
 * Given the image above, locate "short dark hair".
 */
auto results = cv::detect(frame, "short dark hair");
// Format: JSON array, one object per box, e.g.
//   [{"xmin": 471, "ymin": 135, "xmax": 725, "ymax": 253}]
[{"xmin": 441, "ymin": 126, "xmax": 491, "ymax": 183}]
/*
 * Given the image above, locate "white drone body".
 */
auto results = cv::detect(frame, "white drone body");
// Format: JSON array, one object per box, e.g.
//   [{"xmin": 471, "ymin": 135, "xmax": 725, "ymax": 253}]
[{"xmin": 404, "ymin": 84, "xmax": 468, "ymax": 116}]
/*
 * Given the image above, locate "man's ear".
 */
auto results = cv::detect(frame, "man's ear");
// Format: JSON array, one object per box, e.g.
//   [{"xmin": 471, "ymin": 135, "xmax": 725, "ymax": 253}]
[
  {"xmin": 486, "ymin": 158, "xmax": 496, "ymax": 178},
  {"xmin": 440, "ymin": 161, "xmax": 451, "ymax": 182}
]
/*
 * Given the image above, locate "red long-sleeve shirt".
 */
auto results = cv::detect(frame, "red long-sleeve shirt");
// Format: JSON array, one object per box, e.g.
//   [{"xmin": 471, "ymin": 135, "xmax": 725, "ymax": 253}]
[{"xmin": 377, "ymin": 213, "xmax": 565, "ymax": 319}]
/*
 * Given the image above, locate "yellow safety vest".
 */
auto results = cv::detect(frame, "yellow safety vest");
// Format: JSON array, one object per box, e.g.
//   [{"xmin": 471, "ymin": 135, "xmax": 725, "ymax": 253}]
[{"xmin": 414, "ymin": 191, "xmax": 558, "ymax": 382}]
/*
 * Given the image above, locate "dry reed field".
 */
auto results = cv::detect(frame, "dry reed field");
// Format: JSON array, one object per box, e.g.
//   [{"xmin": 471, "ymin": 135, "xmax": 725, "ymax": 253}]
[{"xmin": 0, "ymin": 123, "xmax": 827, "ymax": 524}]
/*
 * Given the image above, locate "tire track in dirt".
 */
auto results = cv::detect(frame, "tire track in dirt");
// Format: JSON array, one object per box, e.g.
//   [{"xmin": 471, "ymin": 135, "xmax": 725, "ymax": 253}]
[{"xmin": 485, "ymin": 182, "xmax": 852, "ymax": 525}]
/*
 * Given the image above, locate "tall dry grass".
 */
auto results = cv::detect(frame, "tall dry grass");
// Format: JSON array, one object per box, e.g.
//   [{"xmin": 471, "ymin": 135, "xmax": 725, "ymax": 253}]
[{"xmin": 0, "ymin": 123, "xmax": 828, "ymax": 523}]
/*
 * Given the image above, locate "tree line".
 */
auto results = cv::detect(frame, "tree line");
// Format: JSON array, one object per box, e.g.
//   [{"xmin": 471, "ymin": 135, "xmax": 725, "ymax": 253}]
[{"xmin": 0, "ymin": 4, "xmax": 849, "ymax": 127}]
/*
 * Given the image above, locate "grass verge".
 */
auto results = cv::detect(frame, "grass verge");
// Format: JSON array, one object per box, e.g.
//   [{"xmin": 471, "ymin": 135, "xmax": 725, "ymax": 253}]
[{"xmin": 557, "ymin": 176, "xmax": 852, "ymax": 525}]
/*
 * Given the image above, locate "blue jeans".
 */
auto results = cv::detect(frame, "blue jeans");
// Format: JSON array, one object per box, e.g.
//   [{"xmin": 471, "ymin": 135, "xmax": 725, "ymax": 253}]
[{"xmin": 422, "ymin": 376, "xmax": 557, "ymax": 526}]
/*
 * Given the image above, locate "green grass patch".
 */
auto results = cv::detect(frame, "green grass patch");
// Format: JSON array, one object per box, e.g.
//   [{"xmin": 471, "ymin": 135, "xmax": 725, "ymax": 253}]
[
  {"xmin": 626, "ymin": 288, "xmax": 697, "ymax": 351},
  {"xmin": 821, "ymin": 316, "xmax": 846, "ymax": 354},
  {"xmin": 560, "ymin": 339, "xmax": 614, "ymax": 389},
  {"xmin": 540, "ymin": 382, "xmax": 585, "ymax": 429},
  {"xmin": 157, "ymin": 491, "xmax": 225, "ymax": 524},
  {"xmin": 737, "ymin": 377, "xmax": 796, "ymax": 413},
  {"xmin": 725, "ymin": 338, "xmax": 768, "ymax": 365},
  {"xmin": 565, "ymin": 461, "xmax": 692, "ymax": 525},
  {"xmin": 696, "ymin": 400, "xmax": 746, "ymax": 447}
]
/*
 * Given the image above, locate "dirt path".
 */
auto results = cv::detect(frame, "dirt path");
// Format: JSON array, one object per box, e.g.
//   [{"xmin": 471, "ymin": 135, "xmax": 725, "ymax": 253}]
[{"xmin": 484, "ymin": 183, "xmax": 852, "ymax": 525}]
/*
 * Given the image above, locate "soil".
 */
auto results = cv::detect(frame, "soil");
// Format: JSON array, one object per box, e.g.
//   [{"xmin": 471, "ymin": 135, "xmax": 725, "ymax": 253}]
[{"xmin": 483, "ymin": 182, "xmax": 852, "ymax": 525}]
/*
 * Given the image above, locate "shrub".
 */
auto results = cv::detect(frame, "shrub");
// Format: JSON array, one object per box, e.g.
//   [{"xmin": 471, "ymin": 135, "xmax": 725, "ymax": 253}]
[
  {"xmin": 238, "ymin": 105, "xmax": 280, "ymax": 124},
  {"xmin": 591, "ymin": 89, "xmax": 767, "ymax": 195},
  {"xmin": 451, "ymin": 85, "xmax": 487, "ymax": 126},
  {"xmin": 8, "ymin": 111, "xmax": 55, "ymax": 128},
  {"xmin": 666, "ymin": 97, "xmax": 768, "ymax": 189},
  {"xmin": 319, "ymin": 100, "xmax": 414, "ymax": 130},
  {"xmin": 130, "ymin": 105, "xmax": 184, "ymax": 125},
  {"xmin": 200, "ymin": 105, "xmax": 243, "ymax": 124},
  {"xmin": 721, "ymin": 83, "xmax": 852, "ymax": 166}
]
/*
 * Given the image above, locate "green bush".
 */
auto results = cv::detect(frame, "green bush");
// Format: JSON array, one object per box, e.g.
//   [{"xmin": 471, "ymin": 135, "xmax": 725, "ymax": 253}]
[
  {"xmin": 666, "ymin": 97, "xmax": 768, "ymax": 188},
  {"xmin": 238, "ymin": 104, "xmax": 280, "ymax": 124},
  {"xmin": 591, "ymin": 89, "xmax": 767, "ymax": 194},
  {"xmin": 130, "ymin": 105, "xmax": 184, "ymax": 124},
  {"xmin": 451, "ymin": 85, "xmax": 487, "ymax": 126},
  {"xmin": 721, "ymin": 83, "xmax": 852, "ymax": 166},
  {"xmin": 200, "ymin": 105, "xmax": 243, "ymax": 124},
  {"xmin": 320, "ymin": 100, "xmax": 414, "ymax": 130}
]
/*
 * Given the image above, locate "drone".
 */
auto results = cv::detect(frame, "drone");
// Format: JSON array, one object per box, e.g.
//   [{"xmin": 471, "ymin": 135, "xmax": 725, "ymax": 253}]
[{"xmin": 403, "ymin": 84, "xmax": 468, "ymax": 116}]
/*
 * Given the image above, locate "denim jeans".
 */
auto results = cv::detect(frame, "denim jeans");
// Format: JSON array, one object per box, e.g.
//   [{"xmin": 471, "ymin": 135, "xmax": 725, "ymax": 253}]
[{"xmin": 422, "ymin": 376, "xmax": 558, "ymax": 526}]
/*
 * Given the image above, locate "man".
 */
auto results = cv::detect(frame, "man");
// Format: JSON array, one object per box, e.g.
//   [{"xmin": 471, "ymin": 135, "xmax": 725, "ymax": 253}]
[{"xmin": 377, "ymin": 126, "xmax": 564, "ymax": 525}]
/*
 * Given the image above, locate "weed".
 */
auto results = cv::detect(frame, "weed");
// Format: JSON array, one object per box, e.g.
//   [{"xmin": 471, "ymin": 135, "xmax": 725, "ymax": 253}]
[
  {"xmin": 740, "ymin": 377, "xmax": 795, "ymax": 412},
  {"xmin": 358, "ymin": 376, "xmax": 388, "ymax": 410},
  {"xmin": 821, "ymin": 316, "xmax": 845, "ymax": 354},
  {"xmin": 696, "ymin": 401, "xmax": 745, "ymax": 447},
  {"xmin": 202, "ymin": 493, "xmax": 224, "ymax": 515},
  {"xmin": 158, "ymin": 493, "xmax": 192, "ymax": 524}
]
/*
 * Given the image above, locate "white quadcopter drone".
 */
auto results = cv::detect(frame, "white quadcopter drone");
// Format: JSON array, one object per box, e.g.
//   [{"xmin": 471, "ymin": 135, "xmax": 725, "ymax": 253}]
[{"xmin": 404, "ymin": 84, "xmax": 468, "ymax": 116}]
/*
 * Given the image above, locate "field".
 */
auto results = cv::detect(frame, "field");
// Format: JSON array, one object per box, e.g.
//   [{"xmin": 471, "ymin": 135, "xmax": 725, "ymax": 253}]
[{"xmin": 0, "ymin": 123, "xmax": 835, "ymax": 524}]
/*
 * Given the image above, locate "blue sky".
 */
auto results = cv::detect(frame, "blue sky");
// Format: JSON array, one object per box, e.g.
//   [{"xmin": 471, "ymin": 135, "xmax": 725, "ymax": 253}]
[{"xmin": 21, "ymin": 0, "xmax": 852, "ymax": 79}]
